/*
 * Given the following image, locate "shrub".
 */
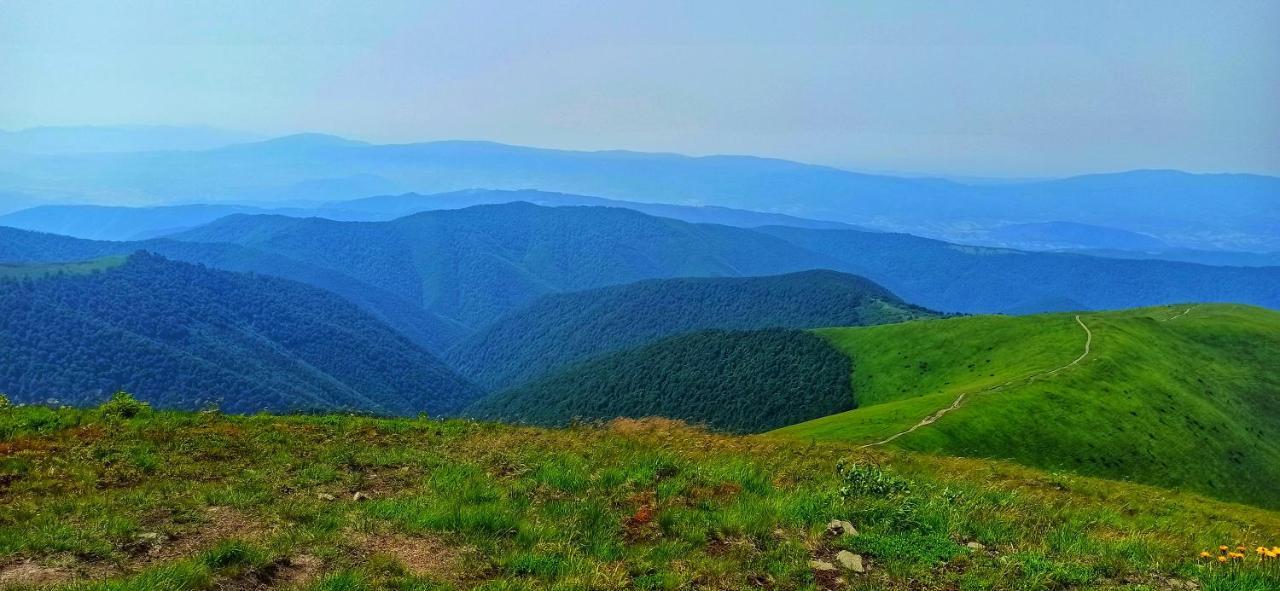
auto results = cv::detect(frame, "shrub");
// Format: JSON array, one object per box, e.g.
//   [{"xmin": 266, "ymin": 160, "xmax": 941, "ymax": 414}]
[
  {"xmin": 0, "ymin": 393, "xmax": 10, "ymax": 409},
  {"xmin": 836, "ymin": 460, "xmax": 912, "ymax": 498},
  {"xmin": 98, "ymin": 391, "xmax": 152, "ymax": 419}
]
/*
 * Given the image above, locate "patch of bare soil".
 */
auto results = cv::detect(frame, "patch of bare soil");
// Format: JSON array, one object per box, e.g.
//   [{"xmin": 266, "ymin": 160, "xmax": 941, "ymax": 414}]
[{"xmin": 358, "ymin": 532, "xmax": 470, "ymax": 583}]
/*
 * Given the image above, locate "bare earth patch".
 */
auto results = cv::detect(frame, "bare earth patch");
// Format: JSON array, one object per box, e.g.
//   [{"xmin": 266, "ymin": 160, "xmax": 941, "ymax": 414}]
[{"xmin": 359, "ymin": 533, "xmax": 470, "ymax": 583}]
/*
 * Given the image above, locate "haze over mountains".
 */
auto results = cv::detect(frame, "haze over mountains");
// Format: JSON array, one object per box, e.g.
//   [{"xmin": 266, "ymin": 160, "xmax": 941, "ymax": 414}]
[{"xmin": 1, "ymin": 127, "xmax": 1277, "ymax": 253}]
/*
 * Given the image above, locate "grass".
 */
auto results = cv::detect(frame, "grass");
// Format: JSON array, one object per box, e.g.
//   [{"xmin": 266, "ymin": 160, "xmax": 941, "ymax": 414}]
[
  {"xmin": 2, "ymin": 401, "xmax": 1280, "ymax": 590},
  {"xmin": 771, "ymin": 304, "xmax": 1280, "ymax": 510},
  {"xmin": 0, "ymin": 256, "xmax": 127, "ymax": 281}
]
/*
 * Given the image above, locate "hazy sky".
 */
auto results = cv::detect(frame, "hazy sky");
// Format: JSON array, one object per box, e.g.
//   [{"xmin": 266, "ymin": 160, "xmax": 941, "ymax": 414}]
[{"xmin": 2, "ymin": 0, "xmax": 1278, "ymax": 176}]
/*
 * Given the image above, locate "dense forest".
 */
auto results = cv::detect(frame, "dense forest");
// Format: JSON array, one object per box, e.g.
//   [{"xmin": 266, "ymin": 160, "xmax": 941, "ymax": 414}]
[
  {"xmin": 448, "ymin": 270, "xmax": 932, "ymax": 390},
  {"xmin": 468, "ymin": 329, "xmax": 853, "ymax": 432},
  {"xmin": 172, "ymin": 203, "xmax": 832, "ymax": 329},
  {"xmin": 0, "ymin": 252, "xmax": 479, "ymax": 414}
]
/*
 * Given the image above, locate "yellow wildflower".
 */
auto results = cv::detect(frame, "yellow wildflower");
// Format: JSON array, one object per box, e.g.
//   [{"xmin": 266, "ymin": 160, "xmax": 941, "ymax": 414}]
[{"xmin": 1217, "ymin": 555, "xmax": 1228, "ymax": 563}]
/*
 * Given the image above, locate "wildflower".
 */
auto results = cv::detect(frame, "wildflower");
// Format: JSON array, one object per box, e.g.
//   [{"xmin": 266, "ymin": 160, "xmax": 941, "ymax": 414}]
[
  {"xmin": 1219, "ymin": 545, "xmax": 1229, "ymax": 552},
  {"xmin": 1217, "ymin": 555, "xmax": 1228, "ymax": 563},
  {"xmin": 1228, "ymin": 552, "xmax": 1244, "ymax": 560},
  {"xmin": 1199, "ymin": 551, "xmax": 1212, "ymax": 558}
]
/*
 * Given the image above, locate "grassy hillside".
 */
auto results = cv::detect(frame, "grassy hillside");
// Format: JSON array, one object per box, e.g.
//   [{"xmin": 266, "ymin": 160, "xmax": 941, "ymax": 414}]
[
  {"xmin": 0, "ymin": 253, "xmax": 479, "ymax": 415},
  {"xmin": 470, "ymin": 329, "xmax": 852, "ymax": 433},
  {"xmin": 447, "ymin": 271, "xmax": 933, "ymax": 391},
  {"xmin": 773, "ymin": 304, "xmax": 1280, "ymax": 509},
  {"xmin": 1, "ymin": 405, "xmax": 1278, "ymax": 590}
]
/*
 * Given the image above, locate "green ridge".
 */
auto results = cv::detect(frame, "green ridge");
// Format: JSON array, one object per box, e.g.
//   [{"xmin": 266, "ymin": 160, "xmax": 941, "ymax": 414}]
[{"xmin": 773, "ymin": 304, "xmax": 1280, "ymax": 509}]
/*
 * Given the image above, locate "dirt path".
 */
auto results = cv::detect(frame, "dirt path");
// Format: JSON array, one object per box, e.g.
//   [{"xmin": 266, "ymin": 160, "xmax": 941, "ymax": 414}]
[
  {"xmin": 1161, "ymin": 306, "xmax": 1195, "ymax": 322},
  {"xmin": 859, "ymin": 315, "xmax": 1092, "ymax": 449}
]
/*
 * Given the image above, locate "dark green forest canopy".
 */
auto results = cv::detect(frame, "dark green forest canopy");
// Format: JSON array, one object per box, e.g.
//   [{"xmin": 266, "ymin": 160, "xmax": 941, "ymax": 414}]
[
  {"xmin": 0, "ymin": 252, "xmax": 480, "ymax": 415},
  {"xmin": 447, "ymin": 270, "xmax": 932, "ymax": 391},
  {"xmin": 469, "ymin": 328, "xmax": 853, "ymax": 433}
]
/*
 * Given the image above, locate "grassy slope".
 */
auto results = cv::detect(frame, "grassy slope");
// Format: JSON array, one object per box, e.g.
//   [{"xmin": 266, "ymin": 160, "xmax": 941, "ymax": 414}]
[
  {"xmin": 773, "ymin": 304, "xmax": 1280, "ymax": 509},
  {"xmin": 0, "ymin": 256, "xmax": 126, "ymax": 280},
  {"xmin": 1, "ymin": 405, "xmax": 1279, "ymax": 590}
]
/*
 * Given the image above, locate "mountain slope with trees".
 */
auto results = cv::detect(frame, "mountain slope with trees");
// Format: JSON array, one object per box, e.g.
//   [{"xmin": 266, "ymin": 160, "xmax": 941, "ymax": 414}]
[
  {"xmin": 0, "ymin": 252, "xmax": 480, "ymax": 415},
  {"xmin": 448, "ymin": 270, "xmax": 933, "ymax": 390},
  {"xmin": 469, "ymin": 329, "xmax": 853, "ymax": 432}
]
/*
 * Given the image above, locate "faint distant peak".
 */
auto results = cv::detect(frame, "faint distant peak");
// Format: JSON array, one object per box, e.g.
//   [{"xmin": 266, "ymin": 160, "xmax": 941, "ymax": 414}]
[{"xmin": 224, "ymin": 133, "xmax": 370, "ymax": 150}]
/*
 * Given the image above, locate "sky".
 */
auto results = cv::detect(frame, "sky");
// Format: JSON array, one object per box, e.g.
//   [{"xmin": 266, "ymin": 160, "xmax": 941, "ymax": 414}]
[{"xmin": 1, "ymin": 0, "xmax": 1278, "ymax": 177}]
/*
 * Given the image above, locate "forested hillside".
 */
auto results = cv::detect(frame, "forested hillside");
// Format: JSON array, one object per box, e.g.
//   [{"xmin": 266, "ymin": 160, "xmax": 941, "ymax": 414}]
[
  {"xmin": 448, "ymin": 271, "xmax": 932, "ymax": 390},
  {"xmin": 172, "ymin": 203, "xmax": 831, "ymax": 328},
  {"xmin": 773, "ymin": 305, "xmax": 1280, "ymax": 509},
  {"xmin": 469, "ymin": 329, "xmax": 852, "ymax": 432},
  {"xmin": 0, "ymin": 226, "xmax": 468, "ymax": 353},
  {"xmin": 0, "ymin": 252, "xmax": 480, "ymax": 414}
]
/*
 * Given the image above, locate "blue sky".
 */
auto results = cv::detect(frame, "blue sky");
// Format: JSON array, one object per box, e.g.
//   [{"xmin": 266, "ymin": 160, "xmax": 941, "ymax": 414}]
[{"xmin": 2, "ymin": 0, "xmax": 1277, "ymax": 176}]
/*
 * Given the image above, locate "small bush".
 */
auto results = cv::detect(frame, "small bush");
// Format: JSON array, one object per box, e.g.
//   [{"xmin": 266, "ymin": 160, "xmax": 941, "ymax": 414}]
[
  {"xmin": 98, "ymin": 391, "xmax": 151, "ymax": 419},
  {"xmin": 0, "ymin": 393, "xmax": 10, "ymax": 408},
  {"xmin": 836, "ymin": 460, "xmax": 912, "ymax": 498}
]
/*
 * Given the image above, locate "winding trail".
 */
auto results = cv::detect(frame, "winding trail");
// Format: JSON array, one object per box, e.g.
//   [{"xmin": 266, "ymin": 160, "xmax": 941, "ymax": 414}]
[{"xmin": 859, "ymin": 314, "xmax": 1093, "ymax": 449}]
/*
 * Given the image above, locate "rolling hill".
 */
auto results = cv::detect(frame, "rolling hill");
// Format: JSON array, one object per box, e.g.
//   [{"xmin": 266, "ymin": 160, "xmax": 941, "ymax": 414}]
[
  {"xmin": 468, "ymin": 329, "xmax": 853, "ymax": 432},
  {"xmin": 772, "ymin": 304, "xmax": 1280, "ymax": 509},
  {"xmin": 447, "ymin": 270, "xmax": 933, "ymax": 391},
  {"xmin": 0, "ymin": 252, "xmax": 480, "ymax": 415}
]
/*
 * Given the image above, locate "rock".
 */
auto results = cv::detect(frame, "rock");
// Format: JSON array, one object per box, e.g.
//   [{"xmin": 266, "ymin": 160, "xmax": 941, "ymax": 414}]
[
  {"xmin": 135, "ymin": 532, "xmax": 162, "ymax": 543},
  {"xmin": 352, "ymin": 491, "xmax": 370, "ymax": 502},
  {"xmin": 835, "ymin": 550, "xmax": 865, "ymax": 573},
  {"xmin": 316, "ymin": 493, "xmax": 337, "ymax": 501},
  {"xmin": 966, "ymin": 541, "xmax": 986, "ymax": 551},
  {"xmin": 826, "ymin": 519, "xmax": 858, "ymax": 537},
  {"xmin": 808, "ymin": 560, "xmax": 837, "ymax": 571}
]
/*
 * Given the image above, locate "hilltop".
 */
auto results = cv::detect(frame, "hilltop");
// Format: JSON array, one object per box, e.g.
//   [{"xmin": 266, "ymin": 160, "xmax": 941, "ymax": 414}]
[
  {"xmin": 773, "ymin": 304, "xmax": 1280, "ymax": 509},
  {"xmin": 0, "ymin": 405, "xmax": 1276, "ymax": 590}
]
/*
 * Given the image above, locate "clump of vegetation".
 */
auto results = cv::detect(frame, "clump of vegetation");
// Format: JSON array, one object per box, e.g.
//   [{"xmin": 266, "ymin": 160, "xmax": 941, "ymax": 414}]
[
  {"xmin": 97, "ymin": 390, "xmax": 152, "ymax": 419},
  {"xmin": 836, "ymin": 460, "xmax": 912, "ymax": 497},
  {"xmin": 0, "ymin": 407, "xmax": 1277, "ymax": 590}
]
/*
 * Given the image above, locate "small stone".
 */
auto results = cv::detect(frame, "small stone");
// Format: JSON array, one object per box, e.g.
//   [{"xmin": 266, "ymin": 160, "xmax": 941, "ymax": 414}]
[
  {"xmin": 966, "ymin": 541, "xmax": 986, "ymax": 551},
  {"xmin": 135, "ymin": 532, "xmax": 162, "ymax": 543},
  {"xmin": 316, "ymin": 492, "xmax": 337, "ymax": 501},
  {"xmin": 835, "ymin": 550, "xmax": 865, "ymax": 573},
  {"xmin": 808, "ymin": 559, "xmax": 837, "ymax": 571},
  {"xmin": 826, "ymin": 519, "xmax": 858, "ymax": 537},
  {"xmin": 352, "ymin": 491, "xmax": 370, "ymax": 502}
]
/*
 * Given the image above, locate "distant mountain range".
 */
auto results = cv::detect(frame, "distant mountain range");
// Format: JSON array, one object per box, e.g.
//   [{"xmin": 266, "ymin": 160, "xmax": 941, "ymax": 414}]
[
  {"xmin": 0, "ymin": 189, "xmax": 860, "ymax": 241},
  {"xmin": 0, "ymin": 125, "xmax": 262, "ymax": 155},
  {"xmin": 0, "ymin": 252, "xmax": 479, "ymax": 414},
  {"xmin": 0, "ymin": 132, "xmax": 1275, "ymax": 251}
]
